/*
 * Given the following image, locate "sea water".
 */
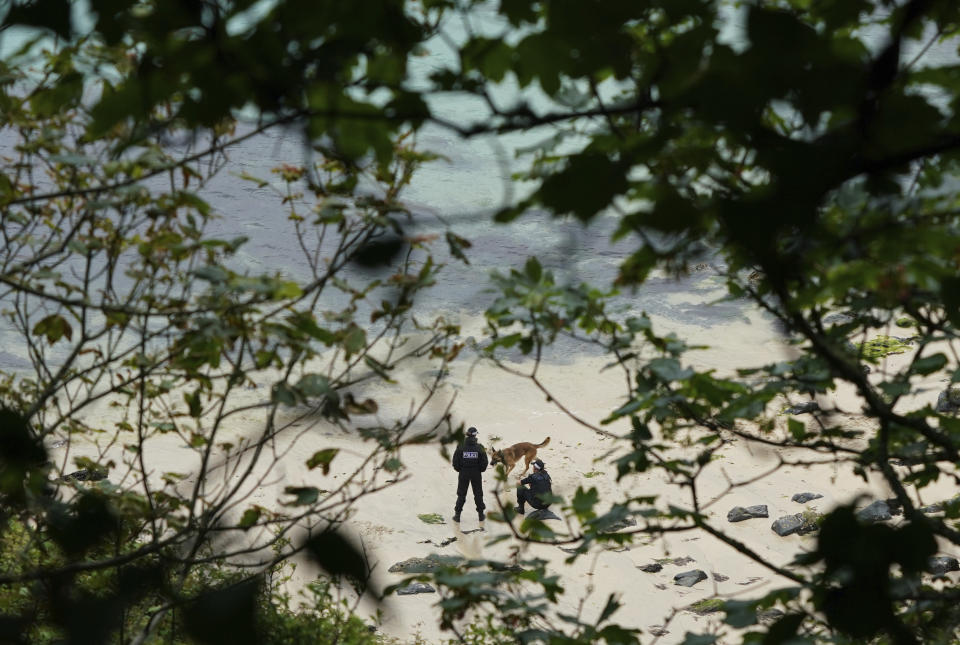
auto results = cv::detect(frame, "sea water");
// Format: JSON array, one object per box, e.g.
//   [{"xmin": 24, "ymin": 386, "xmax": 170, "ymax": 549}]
[{"xmin": 0, "ymin": 3, "xmax": 957, "ymax": 371}]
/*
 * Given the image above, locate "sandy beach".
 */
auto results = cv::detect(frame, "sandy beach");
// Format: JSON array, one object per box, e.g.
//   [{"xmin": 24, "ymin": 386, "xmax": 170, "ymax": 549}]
[{"xmin": 53, "ymin": 301, "xmax": 960, "ymax": 645}]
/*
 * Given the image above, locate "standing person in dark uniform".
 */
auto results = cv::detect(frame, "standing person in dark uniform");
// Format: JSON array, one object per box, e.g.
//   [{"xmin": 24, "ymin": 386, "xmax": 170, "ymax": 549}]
[
  {"xmin": 452, "ymin": 426, "xmax": 488, "ymax": 523},
  {"xmin": 515, "ymin": 459, "xmax": 552, "ymax": 515}
]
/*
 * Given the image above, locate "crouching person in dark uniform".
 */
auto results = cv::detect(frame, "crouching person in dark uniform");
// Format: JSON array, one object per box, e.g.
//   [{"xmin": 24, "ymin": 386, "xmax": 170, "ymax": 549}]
[
  {"xmin": 515, "ymin": 459, "xmax": 551, "ymax": 515},
  {"xmin": 452, "ymin": 426, "xmax": 488, "ymax": 523}
]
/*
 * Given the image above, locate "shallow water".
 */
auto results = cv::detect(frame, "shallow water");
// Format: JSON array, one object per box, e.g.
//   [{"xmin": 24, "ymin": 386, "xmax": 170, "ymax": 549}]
[{"xmin": 1, "ymin": 6, "xmax": 957, "ymax": 371}]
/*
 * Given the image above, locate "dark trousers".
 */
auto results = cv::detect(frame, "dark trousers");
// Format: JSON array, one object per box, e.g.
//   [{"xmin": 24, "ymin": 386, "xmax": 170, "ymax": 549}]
[
  {"xmin": 454, "ymin": 470, "xmax": 484, "ymax": 515},
  {"xmin": 517, "ymin": 486, "xmax": 547, "ymax": 511}
]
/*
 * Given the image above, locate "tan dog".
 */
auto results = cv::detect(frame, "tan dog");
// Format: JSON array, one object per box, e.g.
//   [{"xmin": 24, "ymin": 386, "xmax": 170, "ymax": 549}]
[{"xmin": 490, "ymin": 437, "xmax": 550, "ymax": 476}]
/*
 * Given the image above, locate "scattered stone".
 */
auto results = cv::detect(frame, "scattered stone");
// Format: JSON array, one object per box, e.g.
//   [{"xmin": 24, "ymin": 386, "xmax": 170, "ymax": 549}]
[
  {"xmin": 928, "ymin": 556, "xmax": 960, "ymax": 576},
  {"xmin": 388, "ymin": 555, "xmax": 454, "ymax": 574},
  {"xmin": 417, "ymin": 537, "xmax": 457, "ymax": 548},
  {"xmin": 648, "ymin": 626, "xmax": 669, "ymax": 637},
  {"xmin": 736, "ymin": 577, "xmax": 763, "ymax": 586},
  {"xmin": 396, "ymin": 583, "xmax": 435, "ymax": 596},
  {"xmin": 857, "ymin": 500, "xmax": 892, "ymax": 523},
  {"xmin": 712, "ymin": 572, "xmax": 729, "ymax": 582},
  {"xmin": 936, "ymin": 388, "xmax": 960, "ymax": 414},
  {"xmin": 757, "ymin": 609, "xmax": 785, "ymax": 625},
  {"xmin": 919, "ymin": 503, "xmax": 944, "ymax": 514},
  {"xmin": 654, "ymin": 583, "xmax": 668, "ymax": 590},
  {"xmin": 559, "ymin": 547, "xmax": 581, "ymax": 555},
  {"xmin": 771, "ymin": 515, "xmax": 803, "ymax": 537},
  {"xmin": 605, "ymin": 546, "xmax": 630, "ymax": 553},
  {"xmin": 791, "ymin": 492, "xmax": 823, "ymax": 504},
  {"xmin": 525, "ymin": 508, "xmax": 561, "ymax": 522},
  {"xmin": 784, "ymin": 401, "xmax": 820, "ymax": 415},
  {"xmin": 638, "ymin": 563, "xmax": 663, "ymax": 573},
  {"xmin": 671, "ymin": 556, "xmax": 696, "ymax": 566},
  {"xmin": 674, "ymin": 569, "xmax": 708, "ymax": 587},
  {"xmin": 727, "ymin": 505, "xmax": 769, "ymax": 522},
  {"xmin": 884, "ymin": 498, "xmax": 905, "ymax": 516},
  {"xmin": 771, "ymin": 513, "xmax": 819, "ymax": 537},
  {"xmin": 50, "ymin": 439, "xmax": 68, "ymax": 449},
  {"xmin": 61, "ymin": 469, "xmax": 107, "ymax": 482}
]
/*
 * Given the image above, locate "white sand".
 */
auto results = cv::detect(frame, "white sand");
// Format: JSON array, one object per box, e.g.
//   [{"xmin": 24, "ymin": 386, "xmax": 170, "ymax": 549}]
[{"xmin": 54, "ymin": 308, "xmax": 960, "ymax": 644}]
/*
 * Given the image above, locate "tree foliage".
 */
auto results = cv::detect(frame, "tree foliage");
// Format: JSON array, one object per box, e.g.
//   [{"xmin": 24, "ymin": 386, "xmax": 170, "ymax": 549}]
[{"xmin": 4, "ymin": 0, "xmax": 960, "ymax": 643}]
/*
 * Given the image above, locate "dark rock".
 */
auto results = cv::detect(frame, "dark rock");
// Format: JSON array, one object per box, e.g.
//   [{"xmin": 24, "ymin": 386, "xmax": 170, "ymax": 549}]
[
  {"xmin": 61, "ymin": 469, "xmax": 107, "ymax": 482},
  {"xmin": 648, "ymin": 626, "xmax": 669, "ymax": 637},
  {"xmin": 727, "ymin": 505, "xmax": 769, "ymax": 522},
  {"xmin": 638, "ymin": 563, "xmax": 663, "ymax": 573},
  {"xmin": 712, "ymin": 572, "xmax": 729, "ymax": 582},
  {"xmin": 673, "ymin": 569, "xmax": 708, "ymax": 587},
  {"xmin": 654, "ymin": 583, "xmax": 667, "ymax": 590},
  {"xmin": 771, "ymin": 514, "xmax": 804, "ymax": 537},
  {"xmin": 857, "ymin": 500, "xmax": 892, "ymax": 523},
  {"xmin": 791, "ymin": 492, "xmax": 823, "ymax": 504},
  {"xmin": 757, "ymin": 609, "xmax": 785, "ymax": 625},
  {"xmin": 671, "ymin": 556, "xmax": 696, "ymax": 566},
  {"xmin": 919, "ymin": 504, "xmax": 944, "ymax": 514},
  {"xmin": 772, "ymin": 513, "xmax": 819, "ymax": 536},
  {"xmin": 784, "ymin": 401, "xmax": 820, "ymax": 415},
  {"xmin": 936, "ymin": 388, "xmax": 960, "ymax": 414},
  {"xmin": 737, "ymin": 577, "xmax": 763, "ymax": 586},
  {"xmin": 884, "ymin": 498, "xmax": 904, "ymax": 516},
  {"xmin": 396, "ymin": 583, "xmax": 435, "ymax": 595},
  {"xmin": 928, "ymin": 556, "xmax": 960, "ymax": 576},
  {"xmin": 388, "ymin": 555, "xmax": 456, "ymax": 574},
  {"xmin": 526, "ymin": 508, "xmax": 561, "ymax": 521}
]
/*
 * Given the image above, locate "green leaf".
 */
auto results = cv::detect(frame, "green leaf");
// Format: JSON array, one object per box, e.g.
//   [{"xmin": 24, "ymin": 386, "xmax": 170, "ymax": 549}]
[
  {"xmin": 271, "ymin": 383, "xmax": 298, "ymax": 407},
  {"xmin": 283, "ymin": 486, "xmax": 320, "ymax": 506},
  {"xmin": 6, "ymin": 0, "xmax": 73, "ymax": 39},
  {"xmin": 32, "ymin": 314, "xmax": 73, "ymax": 345},
  {"xmin": 524, "ymin": 256, "xmax": 543, "ymax": 283},
  {"xmin": 193, "ymin": 265, "xmax": 229, "ymax": 283},
  {"xmin": 571, "ymin": 486, "xmax": 599, "ymax": 520},
  {"xmin": 342, "ymin": 325, "xmax": 366, "ymax": 357},
  {"xmin": 238, "ymin": 507, "xmax": 262, "ymax": 530},
  {"xmin": 306, "ymin": 448, "xmax": 339, "ymax": 475},
  {"xmin": 910, "ymin": 353, "xmax": 947, "ymax": 376},
  {"xmin": 296, "ymin": 373, "xmax": 332, "ymax": 398},
  {"xmin": 304, "ymin": 530, "xmax": 373, "ymax": 588}
]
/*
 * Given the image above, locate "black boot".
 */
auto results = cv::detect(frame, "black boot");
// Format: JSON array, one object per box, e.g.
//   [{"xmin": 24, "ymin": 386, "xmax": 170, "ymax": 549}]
[
  {"xmin": 478, "ymin": 511, "xmax": 485, "ymax": 522},
  {"xmin": 514, "ymin": 506, "xmax": 525, "ymax": 515},
  {"xmin": 453, "ymin": 512, "xmax": 461, "ymax": 523}
]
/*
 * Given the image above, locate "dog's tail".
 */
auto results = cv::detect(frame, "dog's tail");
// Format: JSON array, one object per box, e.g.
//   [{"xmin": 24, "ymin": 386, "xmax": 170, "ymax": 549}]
[{"xmin": 536, "ymin": 436, "xmax": 550, "ymax": 448}]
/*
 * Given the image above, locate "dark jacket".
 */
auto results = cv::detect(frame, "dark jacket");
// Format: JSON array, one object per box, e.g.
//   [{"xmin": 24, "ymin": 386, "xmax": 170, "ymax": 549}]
[
  {"xmin": 452, "ymin": 436, "xmax": 488, "ymax": 472},
  {"xmin": 520, "ymin": 470, "xmax": 552, "ymax": 501}
]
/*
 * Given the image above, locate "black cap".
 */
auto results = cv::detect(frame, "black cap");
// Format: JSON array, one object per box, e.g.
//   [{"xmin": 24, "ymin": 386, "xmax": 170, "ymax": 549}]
[
  {"xmin": 533, "ymin": 459, "xmax": 544, "ymax": 470},
  {"xmin": 466, "ymin": 427, "xmax": 478, "ymax": 436}
]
